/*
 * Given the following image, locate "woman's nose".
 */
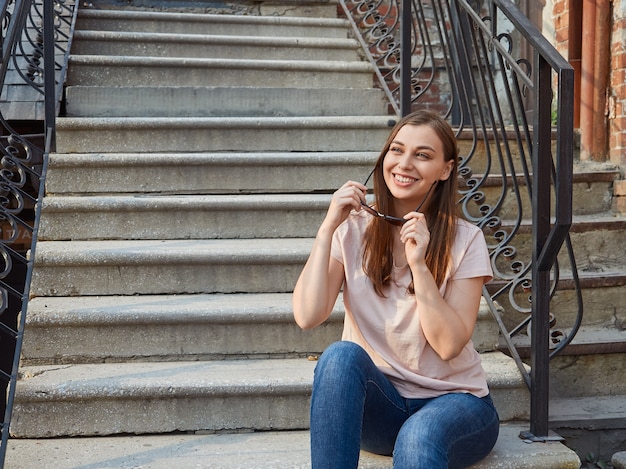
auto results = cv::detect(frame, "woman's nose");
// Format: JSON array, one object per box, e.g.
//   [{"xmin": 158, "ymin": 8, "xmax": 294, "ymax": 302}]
[{"xmin": 398, "ymin": 151, "xmax": 414, "ymax": 168}]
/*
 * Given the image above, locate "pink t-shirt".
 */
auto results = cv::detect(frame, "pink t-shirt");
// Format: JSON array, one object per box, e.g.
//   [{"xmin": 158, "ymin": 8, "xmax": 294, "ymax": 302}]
[{"xmin": 331, "ymin": 210, "xmax": 493, "ymax": 399}]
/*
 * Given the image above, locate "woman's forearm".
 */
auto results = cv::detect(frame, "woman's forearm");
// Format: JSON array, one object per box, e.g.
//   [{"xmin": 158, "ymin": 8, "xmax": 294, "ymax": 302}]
[{"xmin": 411, "ymin": 264, "xmax": 481, "ymax": 360}]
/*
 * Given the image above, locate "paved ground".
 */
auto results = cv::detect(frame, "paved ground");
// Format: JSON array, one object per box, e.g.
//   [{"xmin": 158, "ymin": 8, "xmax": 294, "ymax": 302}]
[{"xmin": 4, "ymin": 423, "xmax": 581, "ymax": 468}]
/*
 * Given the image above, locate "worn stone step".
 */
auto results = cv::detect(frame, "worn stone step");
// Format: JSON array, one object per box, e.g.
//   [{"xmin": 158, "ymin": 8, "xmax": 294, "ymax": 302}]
[
  {"xmin": 10, "ymin": 352, "xmax": 530, "ymax": 438},
  {"xmin": 503, "ymin": 326, "xmax": 626, "ymax": 398},
  {"xmin": 490, "ymin": 268, "xmax": 626, "ymax": 334},
  {"xmin": 38, "ymin": 194, "xmax": 332, "ymax": 240},
  {"xmin": 71, "ymin": 30, "xmax": 361, "ymax": 60},
  {"xmin": 64, "ymin": 86, "xmax": 389, "ymax": 117},
  {"xmin": 488, "ymin": 213, "xmax": 626, "ymax": 273},
  {"xmin": 4, "ymin": 423, "xmax": 582, "ymax": 468},
  {"xmin": 38, "ymin": 192, "xmax": 626, "ymax": 243},
  {"xmin": 461, "ymin": 169, "xmax": 619, "ymax": 219},
  {"xmin": 66, "ymin": 55, "xmax": 376, "ymax": 88},
  {"xmin": 11, "ymin": 358, "xmax": 315, "ymax": 438},
  {"xmin": 21, "ymin": 293, "xmax": 343, "ymax": 364},
  {"xmin": 550, "ymin": 394, "xmax": 626, "ymax": 463},
  {"xmin": 21, "ymin": 294, "xmax": 498, "ymax": 364},
  {"xmin": 30, "ymin": 238, "xmax": 312, "ymax": 296},
  {"xmin": 76, "ymin": 8, "xmax": 351, "ymax": 37},
  {"xmin": 54, "ymin": 116, "xmax": 396, "ymax": 153},
  {"xmin": 43, "ymin": 152, "xmax": 377, "ymax": 195}
]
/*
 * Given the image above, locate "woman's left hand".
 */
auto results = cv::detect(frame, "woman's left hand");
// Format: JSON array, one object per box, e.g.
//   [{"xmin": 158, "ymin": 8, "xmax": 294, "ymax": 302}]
[{"xmin": 400, "ymin": 212, "xmax": 430, "ymax": 267}]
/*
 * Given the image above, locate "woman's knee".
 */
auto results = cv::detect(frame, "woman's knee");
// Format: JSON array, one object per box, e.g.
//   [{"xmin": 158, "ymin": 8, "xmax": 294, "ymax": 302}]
[
  {"xmin": 316, "ymin": 341, "xmax": 367, "ymax": 373},
  {"xmin": 313, "ymin": 341, "xmax": 371, "ymax": 392},
  {"xmin": 393, "ymin": 394, "xmax": 499, "ymax": 469}
]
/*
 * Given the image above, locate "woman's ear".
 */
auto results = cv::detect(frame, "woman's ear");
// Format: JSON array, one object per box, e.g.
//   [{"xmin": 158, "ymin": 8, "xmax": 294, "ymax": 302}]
[{"xmin": 440, "ymin": 160, "xmax": 454, "ymax": 181}]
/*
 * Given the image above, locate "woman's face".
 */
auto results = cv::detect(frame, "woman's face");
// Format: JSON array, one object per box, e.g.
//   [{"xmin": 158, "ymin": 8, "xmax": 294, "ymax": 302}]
[{"xmin": 382, "ymin": 123, "xmax": 454, "ymax": 215}]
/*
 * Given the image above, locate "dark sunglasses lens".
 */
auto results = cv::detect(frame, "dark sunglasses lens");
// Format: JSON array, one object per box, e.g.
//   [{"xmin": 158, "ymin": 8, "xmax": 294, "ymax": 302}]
[{"xmin": 388, "ymin": 217, "xmax": 406, "ymax": 226}]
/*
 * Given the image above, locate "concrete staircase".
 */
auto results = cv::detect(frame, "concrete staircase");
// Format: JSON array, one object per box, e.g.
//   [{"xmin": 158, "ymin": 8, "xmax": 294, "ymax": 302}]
[{"xmin": 6, "ymin": 0, "xmax": 620, "ymax": 466}]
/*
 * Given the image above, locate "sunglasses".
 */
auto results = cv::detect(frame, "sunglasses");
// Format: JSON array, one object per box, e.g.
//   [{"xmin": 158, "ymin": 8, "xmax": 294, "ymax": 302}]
[{"xmin": 360, "ymin": 168, "xmax": 437, "ymax": 226}]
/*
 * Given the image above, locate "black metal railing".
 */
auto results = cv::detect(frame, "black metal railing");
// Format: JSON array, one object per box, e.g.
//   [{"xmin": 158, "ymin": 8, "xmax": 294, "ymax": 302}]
[
  {"xmin": 340, "ymin": 0, "xmax": 579, "ymax": 440},
  {"xmin": 0, "ymin": 0, "xmax": 76, "ymax": 463}
]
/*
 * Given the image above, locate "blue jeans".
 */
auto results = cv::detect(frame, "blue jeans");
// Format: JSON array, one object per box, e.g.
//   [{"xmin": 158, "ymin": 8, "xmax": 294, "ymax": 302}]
[{"xmin": 310, "ymin": 341, "xmax": 500, "ymax": 469}]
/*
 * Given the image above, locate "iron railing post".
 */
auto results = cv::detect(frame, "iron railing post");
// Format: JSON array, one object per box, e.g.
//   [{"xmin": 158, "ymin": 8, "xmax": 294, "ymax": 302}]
[
  {"xmin": 400, "ymin": 0, "xmax": 412, "ymax": 116},
  {"xmin": 44, "ymin": 0, "xmax": 56, "ymax": 151},
  {"xmin": 528, "ymin": 52, "xmax": 553, "ymax": 439}
]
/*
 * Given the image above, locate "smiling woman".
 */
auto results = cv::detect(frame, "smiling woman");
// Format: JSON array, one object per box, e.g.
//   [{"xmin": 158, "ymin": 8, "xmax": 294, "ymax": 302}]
[{"xmin": 292, "ymin": 110, "xmax": 499, "ymax": 469}]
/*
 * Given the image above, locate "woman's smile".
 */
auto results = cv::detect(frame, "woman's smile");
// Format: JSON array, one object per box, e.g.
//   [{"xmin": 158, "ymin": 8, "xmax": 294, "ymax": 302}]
[{"xmin": 393, "ymin": 173, "xmax": 418, "ymax": 185}]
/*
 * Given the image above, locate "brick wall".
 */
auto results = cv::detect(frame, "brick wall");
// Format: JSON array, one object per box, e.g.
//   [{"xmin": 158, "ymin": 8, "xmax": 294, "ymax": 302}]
[
  {"xmin": 552, "ymin": 0, "xmax": 625, "ymax": 167},
  {"xmin": 609, "ymin": 0, "xmax": 626, "ymax": 166},
  {"xmin": 551, "ymin": 0, "xmax": 625, "ymax": 212},
  {"xmin": 552, "ymin": 0, "xmax": 569, "ymax": 57}
]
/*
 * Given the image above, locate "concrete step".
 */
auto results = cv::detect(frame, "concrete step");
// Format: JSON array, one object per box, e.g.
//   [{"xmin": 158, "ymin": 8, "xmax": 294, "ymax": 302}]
[
  {"xmin": 66, "ymin": 55, "xmax": 376, "ymax": 88},
  {"xmin": 54, "ymin": 116, "xmax": 397, "ymax": 153},
  {"xmin": 42, "ymin": 151, "xmax": 377, "ymax": 195},
  {"xmin": 550, "ymin": 394, "xmax": 626, "ymax": 463},
  {"xmin": 462, "ymin": 169, "xmax": 619, "ymax": 219},
  {"xmin": 525, "ymin": 326, "xmax": 626, "ymax": 398},
  {"xmin": 64, "ymin": 86, "xmax": 389, "ymax": 117},
  {"xmin": 76, "ymin": 8, "xmax": 352, "ymax": 37},
  {"xmin": 38, "ymin": 194, "xmax": 626, "ymax": 244},
  {"xmin": 38, "ymin": 194, "xmax": 332, "ymax": 240},
  {"xmin": 30, "ymin": 238, "xmax": 312, "ymax": 296},
  {"xmin": 4, "ymin": 423, "xmax": 582, "ymax": 468},
  {"xmin": 10, "ymin": 352, "xmax": 530, "ymax": 438},
  {"xmin": 71, "ymin": 30, "xmax": 361, "ymax": 60},
  {"xmin": 489, "ymin": 213, "xmax": 626, "ymax": 272},
  {"xmin": 496, "ymin": 326, "xmax": 626, "ymax": 401},
  {"xmin": 490, "ymin": 268, "xmax": 626, "ymax": 333},
  {"xmin": 11, "ymin": 358, "xmax": 315, "ymax": 437},
  {"xmin": 21, "ymin": 293, "xmax": 343, "ymax": 364},
  {"xmin": 20, "ymin": 293, "xmax": 498, "ymax": 364}
]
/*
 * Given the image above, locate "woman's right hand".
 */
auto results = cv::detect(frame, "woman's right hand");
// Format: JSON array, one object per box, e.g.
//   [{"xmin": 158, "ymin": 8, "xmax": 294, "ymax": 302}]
[{"xmin": 321, "ymin": 181, "xmax": 368, "ymax": 231}]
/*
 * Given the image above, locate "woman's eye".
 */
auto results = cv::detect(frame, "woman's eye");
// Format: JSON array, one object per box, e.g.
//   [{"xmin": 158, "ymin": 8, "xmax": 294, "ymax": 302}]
[{"xmin": 415, "ymin": 152, "xmax": 430, "ymax": 159}]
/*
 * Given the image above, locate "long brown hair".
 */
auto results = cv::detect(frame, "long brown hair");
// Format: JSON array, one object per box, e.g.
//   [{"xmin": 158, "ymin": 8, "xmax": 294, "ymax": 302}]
[{"xmin": 362, "ymin": 110, "xmax": 459, "ymax": 296}]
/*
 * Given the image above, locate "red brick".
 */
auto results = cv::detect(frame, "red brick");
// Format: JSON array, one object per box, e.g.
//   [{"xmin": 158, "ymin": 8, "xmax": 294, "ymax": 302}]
[
  {"xmin": 555, "ymin": 28, "xmax": 569, "ymax": 44},
  {"xmin": 553, "ymin": 1, "xmax": 565, "ymax": 15},
  {"xmin": 614, "ymin": 196, "xmax": 626, "ymax": 214},
  {"xmin": 611, "ymin": 41, "xmax": 626, "ymax": 56},
  {"xmin": 612, "ymin": 68, "xmax": 626, "ymax": 85},
  {"xmin": 611, "ymin": 130, "xmax": 626, "ymax": 150}
]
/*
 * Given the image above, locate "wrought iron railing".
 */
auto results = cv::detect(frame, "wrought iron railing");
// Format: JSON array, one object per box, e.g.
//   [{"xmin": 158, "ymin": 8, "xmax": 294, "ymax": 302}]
[
  {"xmin": 340, "ymin": 0, "xmax": 579, "ymax": 440},
  {"xmin": 0, "ymin": 0, "xmax": 76, "ymax": 463}
]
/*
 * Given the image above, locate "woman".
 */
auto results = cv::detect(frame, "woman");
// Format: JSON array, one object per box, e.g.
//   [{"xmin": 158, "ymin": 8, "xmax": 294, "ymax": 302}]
[{"xmin": 292, "ymin": 110, "xmax": 499, "ymax": 468}]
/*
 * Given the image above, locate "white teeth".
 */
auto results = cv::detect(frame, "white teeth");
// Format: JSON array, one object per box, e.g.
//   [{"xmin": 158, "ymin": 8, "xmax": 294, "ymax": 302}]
[{"xmin": 395, "ymin": 174, "xmax": 416, "ymax": 183}]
